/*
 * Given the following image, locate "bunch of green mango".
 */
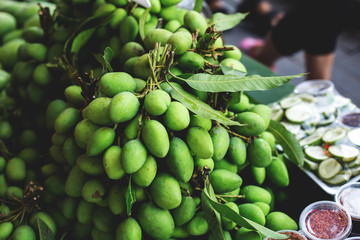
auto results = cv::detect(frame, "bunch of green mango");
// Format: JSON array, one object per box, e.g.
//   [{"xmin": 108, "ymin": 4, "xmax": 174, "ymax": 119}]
[{"xmin": 0, "ymin": 0, "xmax": 301, "ymax": 239}]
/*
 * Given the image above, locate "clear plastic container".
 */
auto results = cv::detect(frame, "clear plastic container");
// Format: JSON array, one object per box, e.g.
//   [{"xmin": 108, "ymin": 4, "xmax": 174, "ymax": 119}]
[
  {"xmin": 294, "ymin": 80, "xmax": 334, "ymax": 96},
  {"xmin": 299, "ymin": 201, "xmax": 352, "ymax": 240},
  {"xmin": 335, "ymin": 182, "xmax": 360, "ymax": 221}
]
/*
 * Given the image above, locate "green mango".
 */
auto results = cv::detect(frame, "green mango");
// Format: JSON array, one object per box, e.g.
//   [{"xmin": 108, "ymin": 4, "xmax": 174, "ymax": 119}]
[
  {"xmin": 259, "ymin": 131, "xmax": 276, "ymax": 151},
  {"xmin": 132, "ymin": 7, "xmax": 151, "ymax": 22},
  {"xmin": 149, "ymin": 0, "xmax": 161, "ymax": 13},
  {"xmin": 0, "ymin": 39, "xmax": 25, "ymax": 69},
  {"xmin": 0, "ymin": 222, "xmax": 13, "ymax": 240},
  {"xmin": 160, "ymin": 0, "xmax": 181, "ymax": 6},
  {"xmin": 74, "ymin": 119, "xmax": 100, "ymax": 149},
  {"xmin": 240, "ymin": 185, "xmax": 272, "ymax": 204},
  {"xmin": 0, "ymin": 69, "xmax": 10, "ymax": 91},
  {"xmin": 166, "ymin": 137, "xmax": 194, "ymax": 182},
  {"xmin": 116, "ymin": 218, "xmax": 142, "ymax": 240},
  {"xmin": 54, "ymin": 107, "xmax": 80, "ymax": 133},
  {"xmin": 124, "ymin": 114, "xmax": 141, "ymax": 140},
  {"xmin": 120, "ymin": 42, "xmax": 145, "ymax": 64},
  {"xmin": 194, "ymin": 157, "xmax": 214, "ymax": 172},
  {"xmin": 33, "ymin": 63, "xmax": 52, "ymax": 86},
  {"xmin": 144, "ymin": 28, "xmax": 172, "ymax": 50},
  {"xmin": 150, "ymin": 172, "xmax": 182, "ymax": 210},
  {"xmin": 265, "ymin": 211, "xmax": 298, "ymax": 231},
  {"xmin": 251, "ymin": 166, "xmax": 266, "ymax": 185},
  {"xmin": 222, "ymin": 45, "xmax": 242, "ymax": 61},
  {"xmin": 214, "ymin": 158, "xmax": 238, "ymax": 173},
  {"xmin": 0, "ymin": 12, "xmax": 16, "ymax": 36},
  {"xmin": 233, "ymin": 112, "xmax": 266, "ymax": 137},
  {"xmin": 123, "ymin": 56, "xmax": 139, "ymax": 75},
  {"xmin": 0, "ymin": 120, "xmax": 12, "ymax": 139},
  {"xmin": 227, "ymin": 136, "xmax": 247, "ymax": 166},
  {"xmin": 17, "ymin": 148, "xmax": 38, "ymax": 165},
  {"xmin": 133, "ymin": 53, "xmax": 151, "ymax": 80},
  {"xmin": 247, "ymin": 138, "xmax": 272, "ymax": 167},
  {"xmin": 119, "ymin": 15, "xmax": 138, "ymax": 44},
  {"xmin": 0, "ymin": 174, "xmax": 7, "ymax": 198},
  {"xmin": 163, "ymin": 101, "xmax": 190, "ymax": 131},
  {"xmin": 142, "ymin": 119, "xmax": 170, "ymax": 158},
  {"xmin": 107, "ymin": 0, "xmax": 127, "ymax": 7},
  {"xmin": 86, "ymin": 97, "xmax": 112, "ymax": 125},
  {"xmin": 108, "ymin": 91, "xmax": 139, "ymax": 123},
  {"xmin": 222, "ymin": 187, "xmax": 241, "ymax": 202},
  {"xmin": 59, "ymin": 196, "xmax": 78, "ymax": 219},
  {"xmin": 172, "ymin": 196, "xmax": 196, "ymax": 226},
  {"xmin": 237, "ymin": 203, "xmax": 266, "ymax": 229},
  {"xmin": 164, "ymin": 19, "xmax": 181, "ymax": 32},
  {"xmin": 63, "ymin": 137, "xmax": 81, "ymax": 166},
  {"xmin": 144, "ymin": 89, "xmax": 171, "ymax": 116},
  {"xmin": 49, "ymin": 145, "xmax": 67, "ymax": 164},
  {"xmin": 159, "ymin": 5, "xmax": 179, "ymax": 22},
  {"xmin": 183, "ymin": 10, "xmax": 207, "ymax": 36},
  {"xmin": 144, "ymin": 15, "xmax": 159, "ymax": 35},
  {"xmin": 30, "ymin": 212, "xmax": 57, "ymax": 235},
  {"xmin": 82, "ymin": 179, "xmax": 106, "ymax": 203},
  {"xmin": 266, "ymin": 157, "xmax": 289, "ymax": 187},
  {"xmin": 77, "ymin": 199, "xmax": 95, "ymax": 224},
  {"xmin": 137, "ymin": 202, "xmax": 175, "ymax": 239},
  {"xmin": 77, "ymin": 154, "xmax": 104, "ymax": 176},
  {"xmin": 108, "ymin": 184, "xmax": 126, "ymax": 215},
  {"xmin": 6, "ymin": 186, "xmax": 23, "ymax": 200},
  {"xmin": 99, "ymin": 72, "xmax": 136, "ymax": 97},
  {"xmin": 12, "ymin": 224, "xmax": 36, "ymax": 240},
  {"xmin": 220, "ymin": 58, "xmax": 247, "ymax": 73},
  {"xmin": 64, "ymin": 86, "xmax": 83, "ymax": 108},
  {"xmin": 110, "ymin": 8, "xmax": 127, "ymax": 29},
  {"xmin": 186, "ymin": 126, "xmax": 213, "ymax": 159},
  {"xmin": 94, "ymin": 3, "xmax": 116, "ymax": 15},
  {"xmin": 91, "ymin": 228, "xmax": 114, "ymax": 240},
  {"xmin": 249, "ymin": 104, "xmax": 272, "ymax": 129},
  {"xmin": 210, "ymin": 169, "xmax": 242, "ymax": 193},
  {"xmin": 103, "ymin": 145, "xmax": 125, "ymax": 180},
  {"xmin": 222, "ymin": 202, "xmax": 239, "ymax": 230},
  {"xmin": 45, "ymin": 99, "xmax": 67, "ymax": 130},
  {"xmin": 22, "ymin": 26, "xmax": 44, "ymax": 43},
  {"xmin": 65, "ymin": 165, "xmax": 89, "ymax": 197},
  {"xmin": 178, "ymin": 51, "xmax": 204, "ymax": 72},
  {"xmin": 92, "ymin": 206, "xmax": 116, "ymax": 232},
  {"xmin": 5, "ymin": 157, "xmax": 26, "ymax": 182},
  {"xmin": 172, "ymin": 226, "xmax": 190, "ymax": 238},
  {"xmin": 133, "ymin": 155, "xmax": 157, "ymax": 187},
  {"xmin": 167, "ymin": 31, "xmax": 192, "ymax": 55},
  {"xmin": 253, "ymin": 202, "xmax": 270, "ymax": 216},
  {"xmin": 228, "ymin": 92, "xmax": 249, "ymax": 113},
  {"xmin": 235, "ymin": 228, "xmax": 262, "ymax": 240},
  {"xmin": 25, "ymin": 43, "xmax": 47, "ymax": 62},
  {"xmin": 210, "ymin": 126, "xmax": 230, "ymax": 161},
  {"xmin": 121, "ymin": 139, "xmax": 147, "ymax": 174},
  {"xmin": 186, "ymin": 212, "xmax": 208, "ymax": 236},
  {"xmin": 87, "ymin": 127, "xmax": 115, "ymax": 156},
  {"xmin": 12, "ymin": 61, "xmax": 36, "ymax": 83},
  {"xmin": 134, "ymin": 78, "xmax": 146, "ymax": 92},
  {"xmin": 44, "ymin": 174, "xmax": 65, "ymax": 196}
]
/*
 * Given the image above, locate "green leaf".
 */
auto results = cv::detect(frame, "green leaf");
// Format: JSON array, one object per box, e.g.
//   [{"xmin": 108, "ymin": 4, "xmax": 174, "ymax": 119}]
[
  {"xmin": 64, "ymin": 11, "xmax": 114, "ymax": 58},
  {"xmin": 221, "ymin": 64, "xmax": 246, "ymax": 77},
  {"xmin": 168, "ymin": 82, "xmax": 242, "ymax": 126},
  {"xmin": 208, "ymin": 12, "xmax": 248, "ymax": 31},
  {"xmin": 126, "ymin": 175, "xmax": 136, "ymax": 216},
  {"xmin": 94, "ymin": 47, "xmax": 114, "ymax": 73},
  {"xmin": 267, "ymin": 120, "xmax": 304, "ymax": 167},
  {"xmin": 202, "ymin": 180, "xmax": 225, "ymax": 239},
  {"xmin": 139, "ymin": 8, "xmax": 151, "ymax": 41},
  {"xmin": 37, "ymin": 218, "xmax": 55, "ymax": 240},
  {"xmin": 185, "ymin": 73, "xmax": 306, "ymax": 93},
  {"xmin": 202, "ymin": 180, "xmax": 289, "ymax": 239}
]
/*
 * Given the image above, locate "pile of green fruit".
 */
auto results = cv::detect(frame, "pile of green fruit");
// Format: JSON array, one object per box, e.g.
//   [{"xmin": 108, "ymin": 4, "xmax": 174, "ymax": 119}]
[{"xmin": 0, "ymin": 0, "xmax": 305, "ymax": 239}]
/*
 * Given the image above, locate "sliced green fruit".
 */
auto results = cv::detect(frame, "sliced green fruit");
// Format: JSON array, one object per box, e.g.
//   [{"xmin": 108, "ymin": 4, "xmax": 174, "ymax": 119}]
[
  {"xmin": 270, "ymin": 107, "xmax": 284, "ymax": 122},
  {"xmin": 281, "ymin": 121, "xmax": 301, "ymax": 135},
  {"xmin": 285, "ymin": 104, "xmax": 312, "ymax": 123},
  {"xmin": 323, "ymin": 169, "xmax": 352, "ymax": 185},
  {"xmin": 344, "ymin": 155, "xmax": 360, "ymax": 168},
  {"xmin": 318, "ymin": 158, "xmax": 341, "ymax": 180},
  {"xmin": 298, "ymin": 93, "xmax": 315, "ymax": 103},
  {"xmin": 304, "ymin": 158, "xmax": 319, "ymax": 171},
  {"xmin": 299, "ymin": 127, "xmax": 326, "ymax": 147},
  {"xmin": 328, "ymin": 144, "xmax": 359, "ymax": 162},
  {"xmin": 321, "ymin": 127, "xmax": 347, "ymax": 144},
  {"xmin": 350, "ymin": 165, "xmax": 360, "ymax": 176},
  {"xmin": 304, "ymin": 146, "xmax": 330, "ymax": 162},
  {"xmin": 279, "ymin": 95, "xmax": 302, "ymax": 109},
  {"xmin": 347, "ymin": 128, "xmax": 360, "ymax": 146}
]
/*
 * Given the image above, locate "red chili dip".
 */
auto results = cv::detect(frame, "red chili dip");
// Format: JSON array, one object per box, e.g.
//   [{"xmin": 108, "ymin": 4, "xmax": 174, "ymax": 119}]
[
  {"xmin": 305, "ymin": 208, "xmax": 349, "ymax": 239},
  {"xmin": 341, "ymin": 113, "xmax": 360, "ymax": 127}
]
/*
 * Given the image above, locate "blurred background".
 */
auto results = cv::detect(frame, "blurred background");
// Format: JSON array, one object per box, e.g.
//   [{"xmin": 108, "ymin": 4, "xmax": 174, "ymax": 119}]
[{"xmin": 211, "ymin": 0, "xmax": 360, "ymax": 107}]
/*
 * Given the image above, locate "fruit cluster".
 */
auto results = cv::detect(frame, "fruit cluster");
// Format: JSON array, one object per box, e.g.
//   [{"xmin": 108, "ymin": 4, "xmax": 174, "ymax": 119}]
[{"xmin": 0, "ymin": 0, "xmax": 304, "ymax": 239}]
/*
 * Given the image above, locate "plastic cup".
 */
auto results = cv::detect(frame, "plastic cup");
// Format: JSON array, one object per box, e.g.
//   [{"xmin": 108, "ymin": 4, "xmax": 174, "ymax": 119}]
[
  {"xmin": 299, "ymin": 201, "xmax": 352, "ymax": 240},
  {"xmin": 335, "ymin": 182, "xmax": 360, "ymax": 221},
  {"xmin": 264, "ymin": 230, "xmax": 307, "ymax": 240}
]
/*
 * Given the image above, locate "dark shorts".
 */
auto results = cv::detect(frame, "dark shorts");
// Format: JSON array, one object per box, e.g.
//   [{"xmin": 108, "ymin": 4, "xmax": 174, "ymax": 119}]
[{"xmin": 272, "ymin": 0, "xmax": 360, "ymax": 55}]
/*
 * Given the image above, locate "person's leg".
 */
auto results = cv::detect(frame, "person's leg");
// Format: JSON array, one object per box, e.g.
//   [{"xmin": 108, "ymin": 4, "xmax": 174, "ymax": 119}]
[
  {"xmin": 251, "ymin": 33, "xmax": 282, "ymax": 68},
  {"xmin": 304, "ymin": 52, "xmax": 335, "ymax": 80}
]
